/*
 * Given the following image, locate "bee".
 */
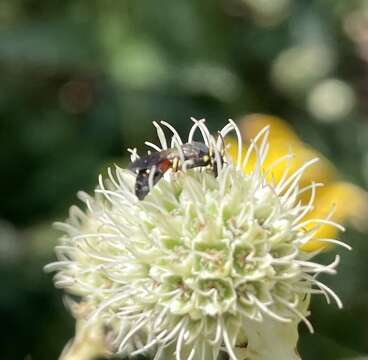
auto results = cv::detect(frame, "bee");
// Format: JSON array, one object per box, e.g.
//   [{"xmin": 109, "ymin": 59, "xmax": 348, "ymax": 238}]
[{"xmin": 129, "ymin": 141, "xmax": 222, "ymax": 200}]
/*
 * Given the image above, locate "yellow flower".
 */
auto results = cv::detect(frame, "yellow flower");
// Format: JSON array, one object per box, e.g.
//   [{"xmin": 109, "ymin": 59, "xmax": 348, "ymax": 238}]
[{"xmin": 228, "ymin": 114, "xmax": 367, "ymax": 251}]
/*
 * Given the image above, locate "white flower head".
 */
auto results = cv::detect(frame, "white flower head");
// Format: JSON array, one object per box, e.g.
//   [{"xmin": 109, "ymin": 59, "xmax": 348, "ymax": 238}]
[{"xmin": 45, "ymin": 118, "xmax": 347, "ymax": 360}]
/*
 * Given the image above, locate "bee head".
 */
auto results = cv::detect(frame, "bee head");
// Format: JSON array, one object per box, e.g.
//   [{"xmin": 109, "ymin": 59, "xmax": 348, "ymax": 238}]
[{"xmin": 181, "ymin": 141, "xmax": 225, "ymax": 176}]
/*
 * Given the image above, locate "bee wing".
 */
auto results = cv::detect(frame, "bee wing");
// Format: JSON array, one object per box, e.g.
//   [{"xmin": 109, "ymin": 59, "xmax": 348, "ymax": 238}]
[{"xmin": 128, "ymin": 151, "xmax": 167, "ymax": 172}]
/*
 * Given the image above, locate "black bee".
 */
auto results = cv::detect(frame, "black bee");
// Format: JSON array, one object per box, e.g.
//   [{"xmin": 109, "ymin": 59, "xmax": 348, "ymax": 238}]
[{"xmin": 129, "ymin": 142, "xmax": 221, "ymax": 200}]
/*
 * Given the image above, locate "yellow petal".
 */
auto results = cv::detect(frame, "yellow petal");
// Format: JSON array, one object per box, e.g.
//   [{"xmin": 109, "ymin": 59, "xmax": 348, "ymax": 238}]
[
  {"xmin": 300, "ymin": 182, "xmax": 368, "ymax": 251},
  {"xmin": 236, "ymin": 114, "xmax": 337, "ymax": 188},
  {"xmin": 239, "ymin": 114, "xmax": 300, "ymax": 144},
  {"xmin": 226, "ymin": 138, "xmax": 336, "ymax": 189},
  {"xmin": 230, "ymin": 114, "xmax": 367, "ymax": 252}
]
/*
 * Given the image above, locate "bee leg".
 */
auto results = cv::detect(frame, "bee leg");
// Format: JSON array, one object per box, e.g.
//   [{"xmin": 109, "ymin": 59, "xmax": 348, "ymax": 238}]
[
  {"xmin": 135, "ymin": 171, "xmax": 150, "ymax": 200},
  {"xmin": 135, "ymin": 169, "xmax": 164, "ymax": 200},
  {"xmin": 213, "ymin": 161, "xmax": 218, "ymax": 177},
  {"xmin": 172, "ymin": 157, "xmax": 180, "ymax": 172}
]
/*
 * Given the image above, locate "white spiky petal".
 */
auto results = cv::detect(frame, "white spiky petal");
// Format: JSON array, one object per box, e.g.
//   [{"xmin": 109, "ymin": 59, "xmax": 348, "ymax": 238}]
[{"xmin": 46, "ymin": 119, "xmax": 347, "ymax": 360}]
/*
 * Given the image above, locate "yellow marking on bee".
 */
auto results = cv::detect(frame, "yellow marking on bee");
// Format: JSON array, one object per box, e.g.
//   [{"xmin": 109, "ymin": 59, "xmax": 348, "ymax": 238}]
[{"xmin": 172, "ymin": 157, "xmax": 179, "ymax": 172}]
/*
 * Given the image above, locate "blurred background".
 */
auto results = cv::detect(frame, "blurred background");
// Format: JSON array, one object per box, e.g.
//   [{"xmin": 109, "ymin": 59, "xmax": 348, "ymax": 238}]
[{"xmin": 1, "ymin": 0, "xmax": 368, "ymax": 359}]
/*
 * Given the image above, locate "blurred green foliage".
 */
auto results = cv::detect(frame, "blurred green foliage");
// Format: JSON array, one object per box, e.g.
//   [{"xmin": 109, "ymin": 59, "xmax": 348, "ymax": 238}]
[{"xmin": 1, "ymin": 0, "xmax": 368, "ymax": 359}]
